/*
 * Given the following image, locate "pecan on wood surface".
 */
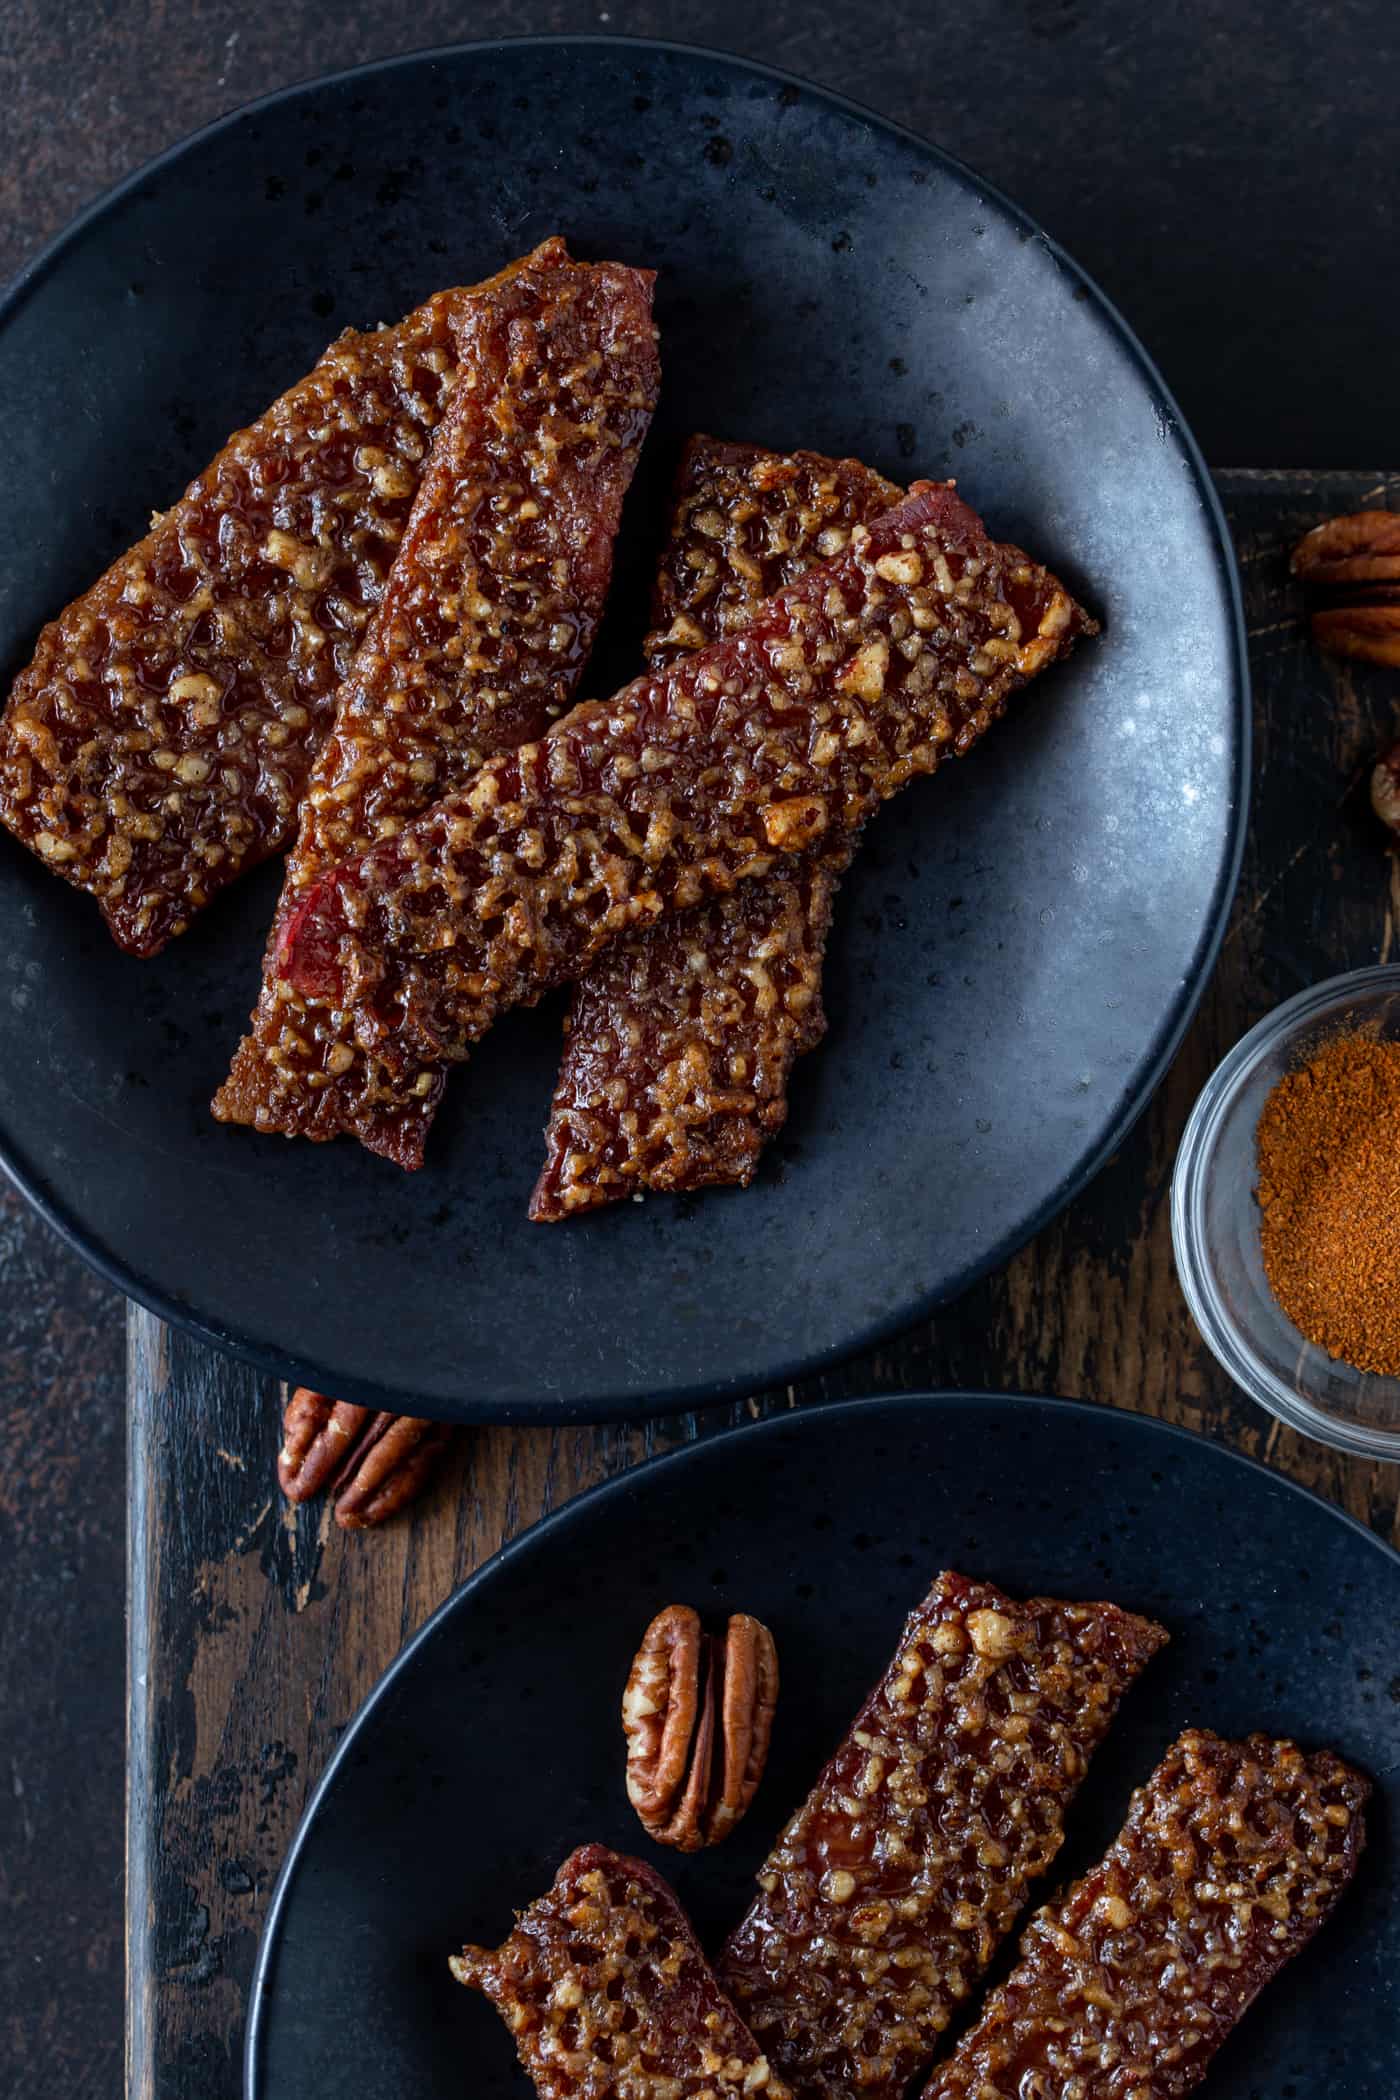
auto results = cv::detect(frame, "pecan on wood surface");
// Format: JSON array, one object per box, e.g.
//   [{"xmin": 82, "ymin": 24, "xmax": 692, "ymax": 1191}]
[
  {"xmin": 0, "ymin": 260, "xmax": 497, "ymax": 955},
  {"xmin": 622, "ymin": 1604, "xmax": 779, "ymax": 1850},
  {"xmin": 1373, "ymin": 739, "xmax": 1400, "ymax": 837},
  {"xmin": 531, "ymin": 438, "xmax": 903, "ymax": 1221},
  {"xmin": 276, "ymin": 482, "xmax": 1094, "ymax": 1124},
  {"xmin": 1292, "ymin": 509, "xmax": 1400, "ymax": 665},
  {"xmin": 277, "ymin": 1386, "xmax": 455, "ymax": 1530},
  {"xmin": 214, "ymin": 240, "xmax": 660, "ymax": 1168},
  {"xmin": 718, "ymin": 1570, "xmax": 1168, "ymax": 2100}
]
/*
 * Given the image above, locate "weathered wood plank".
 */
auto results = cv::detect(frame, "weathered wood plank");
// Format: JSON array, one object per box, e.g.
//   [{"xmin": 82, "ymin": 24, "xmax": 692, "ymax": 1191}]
[{"xmin": 127, "ymin": 472, "xmax": 1400, "ymax": 2098}]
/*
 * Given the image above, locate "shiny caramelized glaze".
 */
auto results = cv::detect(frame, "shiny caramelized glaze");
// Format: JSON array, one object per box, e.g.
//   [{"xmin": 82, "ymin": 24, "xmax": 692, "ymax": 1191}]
[
  {"xmin": 717, "ymin": 1571, "xmax": 1166, "ymax": 2100},
  {"xmin": 213, "ymin": 243, "xmax": 660, "ymax": 1164},
  {"xmin": 532, "ymin": 439, "xmax": 901, "ymax": 1219},
  {"xmin": 276, "ymin": 483, "xmax": 1092, "ymax": 1148}
]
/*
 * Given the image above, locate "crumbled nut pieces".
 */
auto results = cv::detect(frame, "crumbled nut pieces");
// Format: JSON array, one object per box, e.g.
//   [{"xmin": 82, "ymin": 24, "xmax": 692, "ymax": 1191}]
[
  {"xmin": 1372, "ymin": 740, "xmax": 1400, "ymax": 838},
  {"xmin": 642, "ymin": 439, "xmax": 902, "ymax": 675},
  {"xmin": 1293, "ymin": 508, "xmax": 1400, "ymax": 666},
  {"xmin": 623, "ymin": 1605, "xmax": 779, "ymax": 1851},
  {"xmin": 1292, "ymin": 514, "xmax": 1400, "ymax": 836},
  {"xmin": 213, "ymin": 242, "xmax": 660, "ymax": 1167},
  {"xmin": 451, "ymin": 1843, "xmax": 793, "ymax": 2100},
  {"xmin": 531, "ymin": 857, "xmax": 848, "ymax": 1218},
  {"xmin": 0, "ymin": 262, "xmax": 498, "ymax": 955},
  {"xmin": 531, "ymin": 440, "xmax": 904, "ymax": 1221},
  {"xmin": 717, "ymin": 1570, "xmax": 1168, "ymax": 2100},
  {"xmin": 278, "ymin": 483, "xmax": 1095, "ymax": 1128},
  {"xmin": 277, "ymin": 1385, "xmax": 455, "ymax": 1530},
  {"xmin": 922, "ymin": 1729, "xmax": 1369, "ymax": 2100}
]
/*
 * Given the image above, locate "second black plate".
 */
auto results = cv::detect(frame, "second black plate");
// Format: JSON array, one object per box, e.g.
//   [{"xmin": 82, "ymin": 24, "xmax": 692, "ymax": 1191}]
[
  {"xmin": 246, "ymin": 1394, "xmax": 1398, "ymax": 2098},
  {"xmin": 0, "ymin": 40, "xmax": 1247, "ymax": 1415}
]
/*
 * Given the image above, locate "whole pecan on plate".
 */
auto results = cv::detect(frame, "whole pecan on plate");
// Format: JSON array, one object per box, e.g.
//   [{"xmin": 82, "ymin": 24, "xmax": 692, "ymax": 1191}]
[
  {"xmin": 277, "ymin": 1387, "xmax": 457, "ymax": 1530},
  {"xmin": 1292, "ymin": 509, "xmax": 1400, "ymax": 666},
  {"xmin": 622, "ymin": 1604, "xmax": 778, "ymax": 1851}
]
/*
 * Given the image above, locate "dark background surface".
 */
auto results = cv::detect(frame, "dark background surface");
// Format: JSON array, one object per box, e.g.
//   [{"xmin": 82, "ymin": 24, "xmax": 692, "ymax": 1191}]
[{"xmin": 2, "ymin": 3, "xmax": 1398, "ymax": 2094}]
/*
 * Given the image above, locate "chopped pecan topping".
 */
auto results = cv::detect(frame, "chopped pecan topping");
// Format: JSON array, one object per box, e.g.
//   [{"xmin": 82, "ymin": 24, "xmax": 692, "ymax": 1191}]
[
  {"xmin": 623, "ymin": 1605, "xmax": 779, "ymax": 1850},
  {"xmin": 1292, "ymin": 508, "xmax": 1400, "ymax": 587},
  {"xmin": 719, "ymin": 1570, "xmax": 1168, "ymax": 2100},
  {"xmin": 213, "ymin": 242, "xmax": 660, "ymax": 1166},
  {"xmin": 452, "ymin": 1843, "xmax": 792, "ymax": 2100},
  {"xmin": 922, "ymin": 1729, "xmax": 1369, "ymax": 2100},
  {"xmin": 277, "ymin": 1385, "xmax": 456, "ymax": 1530}
]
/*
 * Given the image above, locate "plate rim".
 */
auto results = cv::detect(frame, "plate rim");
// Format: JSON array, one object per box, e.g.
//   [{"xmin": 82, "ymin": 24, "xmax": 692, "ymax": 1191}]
[
  {"xmin": 242, "ymin": 1387, "xmax": 1396, "ymax": 2097},
  {"xmin": 0, "ymin": 35, "xmax": 1251, "ymax": 1419}
]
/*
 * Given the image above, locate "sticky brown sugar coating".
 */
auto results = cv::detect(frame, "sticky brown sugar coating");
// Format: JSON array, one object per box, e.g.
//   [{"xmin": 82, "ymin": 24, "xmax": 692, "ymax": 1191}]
[
  {"xmin": 921, "ymin": 1727, "xmax": 1369, "ymax": 2100},
  {"xmin": 717, "ymin": 1570, "xmax": 1168, "ymax": 2100},
  {"xmin": 212, "ymin": 243, "xmax": 660, "ymax": 1165},
  {"xmin": 532, "ymin": 438, "xmax": 901, "ymax": 1219},
  {"xmin": 278, "ymin": 481, "xmax": 1093, "ymax": 1122},
  {"xmin": 451, "ymin": 1842, "xmax": 792, "ymax": 2100},
  {"xmin": 0, "ymin": 249, "xmax": 562, "ymax": 955}
]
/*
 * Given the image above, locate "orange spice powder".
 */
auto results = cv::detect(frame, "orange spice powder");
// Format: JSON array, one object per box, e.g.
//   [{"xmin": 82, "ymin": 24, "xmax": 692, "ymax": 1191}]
[{"xmin": 1256, "ymin": 1032, "xmax": 1400, "ymax": 1377}]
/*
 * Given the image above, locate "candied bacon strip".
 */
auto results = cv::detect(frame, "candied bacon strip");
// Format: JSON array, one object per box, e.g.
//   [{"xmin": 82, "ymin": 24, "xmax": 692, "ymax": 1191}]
[
  {"xmin": 717, "ymin": 1571, "xmax": 1169, "ymax": 2100},
  {"xmin": 212, "ymin": 247, "xmax": 660, "ymax": 1168},
  {"xmin": 276, "ymin": 481, "xmax": 1094, "ymax": 1135},
  {"xmin": 922, "ymin": 1728, "xmax": 1369, "ymax": 2100},
  {"xmin": 450, "ymin": 1842, "xmax": 794, "ymax": 2100},
  {"xmin": 0, "ymin": 241, "xmax": 574, "ymax": 956},
  {"xmin": 532, "ymin": 438, "xmax": 904, "ymax": 1220},
  {"xmin": 532, "ymin": 857, "xmax": 848, "ymax": 1215}
]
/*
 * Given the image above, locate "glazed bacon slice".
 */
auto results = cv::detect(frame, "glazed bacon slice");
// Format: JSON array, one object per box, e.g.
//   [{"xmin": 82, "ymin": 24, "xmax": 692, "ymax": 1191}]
[
  {"xmin": 275, "ymin": 480, "xmax": 1094, "ymax": 1140},
  {"xmin": 0, "ymin": 241, "xmax": 575, "ymax": 956},
  {"xmin": 641, "ymin": 440, "xmax": 903, "ymax": 674},
  {"xmin": 717, "ymin": 1571, "xmax": 1169, "ymax": 2100},
  {"xmin": 922, "ymin": 1729, "xmax": 1369, "ymax": 2100},
  {"xmin": 212, "ymin": 246, "xmax": 660, "ymax": 1167},
  {"xmin": 450, "ymin": 1842, "xmax": 794, "ymax": 2100},
  {"xmin": 531, "ymin": 439, "xmax": 903, "ymax": 1220}
]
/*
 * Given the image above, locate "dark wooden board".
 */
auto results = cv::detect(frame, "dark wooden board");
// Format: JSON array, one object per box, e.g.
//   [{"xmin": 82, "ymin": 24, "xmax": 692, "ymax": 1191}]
[{"xmin": 125, "ymin": 470, "xmax": 1400, "ymax": 2097}]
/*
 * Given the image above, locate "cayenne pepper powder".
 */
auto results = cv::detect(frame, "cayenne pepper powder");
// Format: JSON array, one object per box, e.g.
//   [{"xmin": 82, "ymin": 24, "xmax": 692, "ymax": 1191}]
[{"xmin": 1256, "ymin": 1033, "xmax": 1400, "ymax": 1377}]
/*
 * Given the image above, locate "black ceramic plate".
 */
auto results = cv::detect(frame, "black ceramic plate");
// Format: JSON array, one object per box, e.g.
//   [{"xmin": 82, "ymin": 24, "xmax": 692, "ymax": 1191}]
[
  {"xmin": 246, "ymin": 1394, "xmax": 1398, "ymax": 2097},
  {"xmin": 0, "ymin": 40, "xmax": 1247, "ymax": 1419}
]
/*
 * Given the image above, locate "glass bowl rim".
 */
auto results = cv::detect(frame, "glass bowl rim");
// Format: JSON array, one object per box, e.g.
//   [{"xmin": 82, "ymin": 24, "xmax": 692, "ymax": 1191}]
[{"xmin": 1171, "ymin": 962, "xmax": 1400, "ymax": 1463}]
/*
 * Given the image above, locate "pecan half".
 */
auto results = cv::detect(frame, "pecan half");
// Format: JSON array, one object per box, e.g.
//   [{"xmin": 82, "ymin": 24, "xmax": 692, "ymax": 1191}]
[
  {"xmin": 277, "ymin": 1386, "xmax": 457, "ymax": 1530},
  {"xmin": 1292, "ymin": 509, "xmax": 1400, "ymax": 588},
  {"xmin": 1373, "ymin": 740, "xmax": 1400, "ymax": 839},
  {"xmin": 1310, "ymin": 601, "xmax": 1400, "ymax": 667},
  {"xmin": 622, "ymin": 1604, "xmax": 778, "ymax": 1850},
  {"xmin": 1293, "ymin": 511, "xmax": 1400, "ymax": 663}
]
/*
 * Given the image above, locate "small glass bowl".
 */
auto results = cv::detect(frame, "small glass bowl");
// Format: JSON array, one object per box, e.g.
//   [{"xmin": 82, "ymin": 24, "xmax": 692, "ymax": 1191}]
[{"xmin": 1171, "ymin": 964, "xmax": 1400, "ymax": 1462}]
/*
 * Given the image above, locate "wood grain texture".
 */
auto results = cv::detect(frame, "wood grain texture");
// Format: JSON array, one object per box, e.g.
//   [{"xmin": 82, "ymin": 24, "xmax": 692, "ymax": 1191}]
[
  {"xmin": 124, "ymin": 472, "xmax": 1400, "ymax": 2098},
  {"xmin": 0, "ymin": 1185, "xmax": 125, "ymax": 2100}
]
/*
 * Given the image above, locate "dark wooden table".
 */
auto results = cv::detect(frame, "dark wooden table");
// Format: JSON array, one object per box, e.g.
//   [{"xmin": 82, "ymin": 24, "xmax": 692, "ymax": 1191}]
[{"xmin": 4, "ymin": 8, "xmax": 1400, "ymax": 2097}]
